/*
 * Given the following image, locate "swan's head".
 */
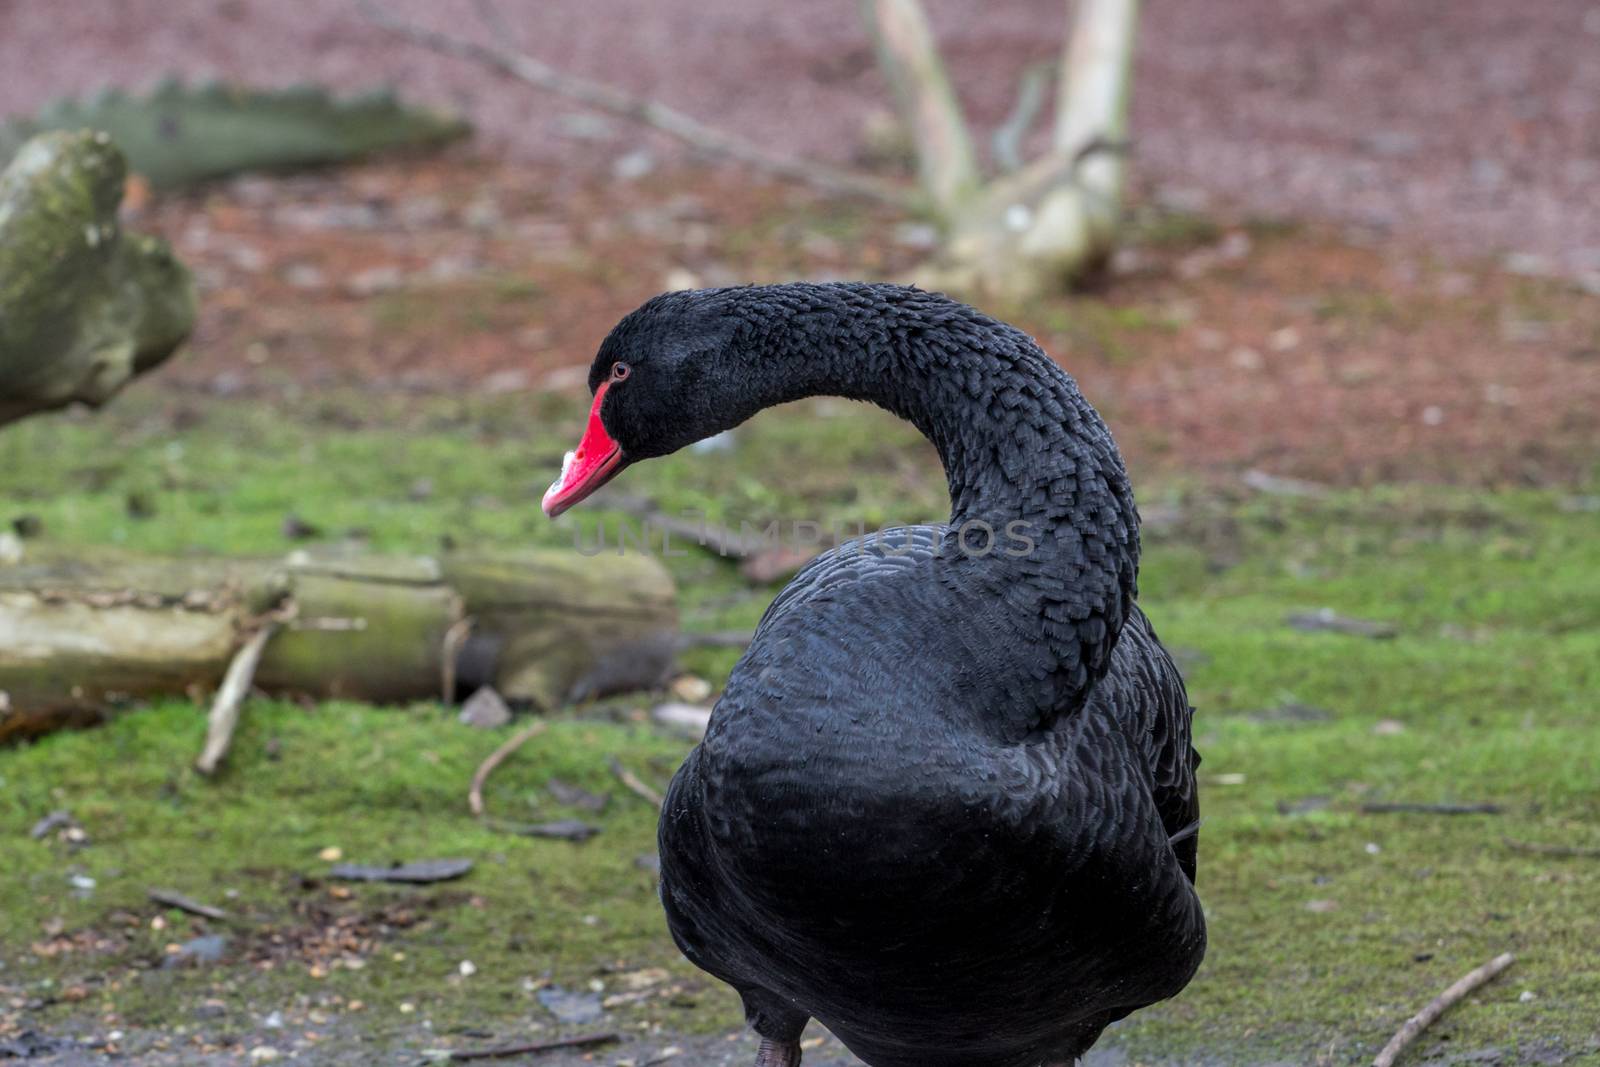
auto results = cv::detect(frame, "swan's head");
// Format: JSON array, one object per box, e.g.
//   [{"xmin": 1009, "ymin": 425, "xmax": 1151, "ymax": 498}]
[{"xmin": 542, "ymin": 288, "xmax": 750, "ymax": 517}]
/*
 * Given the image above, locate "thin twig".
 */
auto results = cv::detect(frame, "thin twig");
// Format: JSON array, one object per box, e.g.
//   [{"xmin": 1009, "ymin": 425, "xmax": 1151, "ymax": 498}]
[
  {"xmin": 1360, "ymin": 802, "xmax": 1503, "ymax": 816},
  {"xmin": 468, "ymin": 720, "xmax": 548, "ymax": 818},
  {"xmin": 608, "ymin": 756, "xmax": 664, "ymax": 808},
  {"xmin": 147, "ymin": 888, "xmax": 227, "ymax": 921},
  {"xmin": 195, "ymin": 622, "xmax": 280, "ymax": 776},
  {"xmin": 1371, "ymin": 953, "xmax": 1515, "ymax": 1067},
  {"xmin": 992, "ymin": 59, "xmax": 1056, "ymax": 173},
  {"xmin": 445, "ymin": 1031, "xmax": 618, "ymax": 1061},
  {"xmin": 357, "ymin": 0, "xmax": 913, "ymax": 207},
  {"xmin": 439, "ymin": 615, "xmax": 474, "ymax": 703},
  {"xmin": 1502, "ymin": 836, "xmax": 1600, "ymax": 859}
]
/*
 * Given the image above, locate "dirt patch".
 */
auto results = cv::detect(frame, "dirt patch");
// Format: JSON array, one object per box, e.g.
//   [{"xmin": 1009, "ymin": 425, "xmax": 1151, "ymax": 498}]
[
  {"xmin": 2, "ymin": 0, "xmax": 1598, "ymax": 276},
  {"xmin": 125, "ymin": 153, "xmax": 1600, "ymax": 487}
]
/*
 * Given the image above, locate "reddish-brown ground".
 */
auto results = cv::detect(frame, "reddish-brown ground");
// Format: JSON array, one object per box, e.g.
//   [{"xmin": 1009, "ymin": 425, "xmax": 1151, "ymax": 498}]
[
  {"xmin": 132, "ymin": 154, "xmax": 1599, "ymax": 487},
  {"xmin": 4, "ymin": 0, "xmax": 1599, "ymax": 275},
  {"xmin": 4, "ymin": 1, "xmax": 1597, "ymax": 485}
]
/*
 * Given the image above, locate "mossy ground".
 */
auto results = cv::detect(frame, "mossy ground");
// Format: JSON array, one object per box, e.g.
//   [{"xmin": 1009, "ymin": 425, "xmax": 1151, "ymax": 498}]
[{"xmin": 2, "ymin": 390, "xmax": 1597, "ymax": 1064}]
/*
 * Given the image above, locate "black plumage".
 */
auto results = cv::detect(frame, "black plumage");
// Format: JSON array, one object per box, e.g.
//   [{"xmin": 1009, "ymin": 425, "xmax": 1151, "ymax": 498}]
[{"xmin": 569, "ymin": 283, "xmax": 1204, "ymax": 1067}]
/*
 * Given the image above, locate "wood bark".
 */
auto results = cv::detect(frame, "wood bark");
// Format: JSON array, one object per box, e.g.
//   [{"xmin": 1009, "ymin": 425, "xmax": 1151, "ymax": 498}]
[
  {"xmin": 0, "ymin": 131, "xmax": 195, "ymax": 427},
  {"xmin": 0, "ymin": 545, "xmax": 676, "ymax": 743}
]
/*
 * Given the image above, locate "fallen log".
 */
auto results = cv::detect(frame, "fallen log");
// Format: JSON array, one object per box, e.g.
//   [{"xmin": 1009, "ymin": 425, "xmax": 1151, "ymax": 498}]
[{"xmin": 0, "ymin": 545, "xmax": 676, "ymax": 743}]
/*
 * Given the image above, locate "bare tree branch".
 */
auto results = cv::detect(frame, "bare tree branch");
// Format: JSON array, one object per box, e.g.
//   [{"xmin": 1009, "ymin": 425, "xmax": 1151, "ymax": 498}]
[
  {"xmin": 1371, "ymin": 953, "xmax": 1515, "ymax": 1067},
  {"xmin": 992, "ymin": 60, "xmax": 1056, "ymax": 174},
  {"xmin": 195, "ymin": 622, "xmax": 280, "ymax": 777},
  {"xmin": 468, "ymin": 719, "xmax": 548, "ymax": 818},
  {"xmin": 861, "ymin": 0, "xmax": 981, "ymax": 214},
  {"xmin": 357, "ymin": 0, "xmax": 916, "ymax": 208},
  {"xmin": 1054, "ymin": 0, "xmax": 1140, "ymax": 204}
]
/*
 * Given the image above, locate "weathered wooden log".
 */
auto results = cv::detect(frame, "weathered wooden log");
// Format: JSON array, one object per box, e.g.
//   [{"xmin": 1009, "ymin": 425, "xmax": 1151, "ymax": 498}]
[
  {"xmin": 0, "ymin": 131, "xmax": 196, "ymax": 427},
  {"xmin": 0, "ymin": 545, "xmax": 677, "ymax": 743}
]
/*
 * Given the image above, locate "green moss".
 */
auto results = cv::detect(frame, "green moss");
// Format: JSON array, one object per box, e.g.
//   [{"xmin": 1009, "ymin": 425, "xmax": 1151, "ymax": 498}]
[{"xmin": 2, "ymin": 393, "xmax": 1597, "ymax": 1061}]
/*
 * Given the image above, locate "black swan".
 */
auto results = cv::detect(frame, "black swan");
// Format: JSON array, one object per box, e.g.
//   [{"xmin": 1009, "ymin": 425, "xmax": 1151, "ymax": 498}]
[{"xmin": 542, "ymin": 283, "xmax": 1203, "ymax": 1067}]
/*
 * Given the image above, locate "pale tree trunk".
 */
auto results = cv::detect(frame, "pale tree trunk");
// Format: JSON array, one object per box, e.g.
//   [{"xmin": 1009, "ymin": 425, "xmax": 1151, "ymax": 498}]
[
  {"xmin": 914, "ymin": 0, "xmax": 1142, "ymax": 300},
  {"xmin": 367, "ymin": 0, "xmax": 1142, "ymax": 299},
  {"xmin": 0, "ymin": 545, "xmax": 678, "ymax": 743},
  {"xmin": 861, "ymin": 0, "xmax": 981, "ymax": 215}
]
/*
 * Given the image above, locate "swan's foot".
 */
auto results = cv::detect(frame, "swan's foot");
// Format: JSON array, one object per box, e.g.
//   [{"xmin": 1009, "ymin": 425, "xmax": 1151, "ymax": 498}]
[{"xmin": 754, "ymin": 1036, "xmax": 802, "ymax": 1066}]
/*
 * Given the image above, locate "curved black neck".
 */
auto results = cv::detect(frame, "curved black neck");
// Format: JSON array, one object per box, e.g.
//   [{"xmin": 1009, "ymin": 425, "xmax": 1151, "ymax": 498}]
[{"xmin": 720, "ymin": 283, "xmax": 1142, "ymax": 717}]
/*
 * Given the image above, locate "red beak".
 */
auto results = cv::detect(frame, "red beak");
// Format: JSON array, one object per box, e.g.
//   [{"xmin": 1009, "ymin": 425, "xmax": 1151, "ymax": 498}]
[{"xmin": 542, "ymin": 381, "xmax": 627, "ymax": 518}]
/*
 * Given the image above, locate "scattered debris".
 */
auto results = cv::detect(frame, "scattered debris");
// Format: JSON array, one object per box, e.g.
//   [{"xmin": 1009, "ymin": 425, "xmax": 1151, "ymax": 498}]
[
  {"xmin": 1372, "ymin": 719, "xmax": 1407, "ymax": 736},
  {"xmin": 1286, "ymin": 609, "xmax": 1398, "ymax": 639},
  {"xmin": 608, "ymin": 757, "xmax": 665, "ymax": 808},
  {"xmin": 162, "ymin": 933, "xmax": 230, "ymax": 968},
  {"xmin": 1360, "ymin": 802, "xmax": 1504, "ymax": 816},
  {"xmin": 0, "ymin": 1032, "xmax": 79, "ymax": 1059},
  {"xmin": 1502, "ymin": 837, "xmax": 1600, "ymax": 859},
  {"xmin": 29, "ymin": 809, "xmax": 77, "ymax": 840},
  {"xmin": 547, "ymin": 778, "xmax": 608, "ymax": 812},
  {"xmin": 486, "ymin": 818, "xmax": 599, "ymax": 842},
  {"xmin": 328, "ymin": 858, "xmax": 474, "ymax": 884},
  {"xmin": 652, "ymin": 702, "xmax": 713, "ymax": 738},
  {"xmin": 1277, "ymin": 795, "xmax": 1332, "ymax": 815},
  {"xmin": 1371, "ymin": 952, "xmax": 1515, "ymax": 1067},
  {"xmin": 441, "ymin": 1032, "xmax": 619, "ymax": 1062},
  {"xmin": 468, "ymin": 720, "xmax": 548, "ymax": 817},
  {"xmin": 148, "ymin": 888, "xmax": 228, "ymax": 920},
  {"xmin": 459, "ymin": 686, "xmax": 513, "ymax": 729},
  {"xmin": 536, "ymin": 985, "xmax": 605, "ymax": 1024},
  {"xmin": 281, "ymin": 513, "xmax": 322, "ymax": 540}
]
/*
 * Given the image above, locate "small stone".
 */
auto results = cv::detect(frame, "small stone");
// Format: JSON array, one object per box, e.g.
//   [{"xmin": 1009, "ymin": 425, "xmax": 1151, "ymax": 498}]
[
  {"xmin": 612, "ymin": 149, "xmax": 656, "ymax": 181},
  {"xmin": 459, "ymin": 687, "xmax": 512, "ymax": 729},
  {"xmin": 345, "ymin": 265, "xmax": 404, "ymax": 297},
  {"xmin": 283, "ymin": 263, "xmax": 326, "ymax": 289},
  {"xmin": 1267, "ymin": 327, "xmax": 1301, "ymax": 352},
  {"xmin": 1229, "ymin": 347, "xmax": 1263, "ymax": 371},
  {"xmin": 458, "ymin": 959, "xmax": 477, "ymax": 978},
  {"xmin": 1364, "ymin": 842, "xmax": 1381, "ymax": 855},
  {"xmin": 537, "ymin": 984, "xmax": 604, "ymax": 1024},
  {"xmin": 662, "ymin": 267, "xmax": 701, "ymax": 291},
  {"xmin": 248, "ymin": 1047, "xmax": 280, "ymax": 1063},
  {"xmin": 652, "ymin": 702, "xmax": 713, "ymax": 738},
  {"xmin": 1421, "ymin": 405, "xmax": 1445, "ymax": 426},
  {"xmin": 1305, "ymin": 899, "xmax": 1339, "ymax": 913},
  {"xmin": 318, "ymin": 846, "xmax": 343, "ymax": 862},
  {"xmin": 399, "ymin": 1002, "xmax": 416, "ymax": 1014},
  {"xmin": 1519, "ymin": 989, "xmax": 1537, "ymax": 1002},
  {"xmin": 1373, "ymin": 719, "xmax": 1406, "ymax": 736},
  {"xmin": 162, "ymin": 934, "xmax": 229, "ymax": 968},
  {"xmin": 670, "ymin": 675, "xmax": 713, "ymax": 702}
]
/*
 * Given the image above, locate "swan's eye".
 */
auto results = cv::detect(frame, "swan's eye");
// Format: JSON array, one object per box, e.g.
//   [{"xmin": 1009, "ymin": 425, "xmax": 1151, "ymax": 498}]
[{"xmin": 609, "ymin": 362, "xmax": 631, "ymax": 383}]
